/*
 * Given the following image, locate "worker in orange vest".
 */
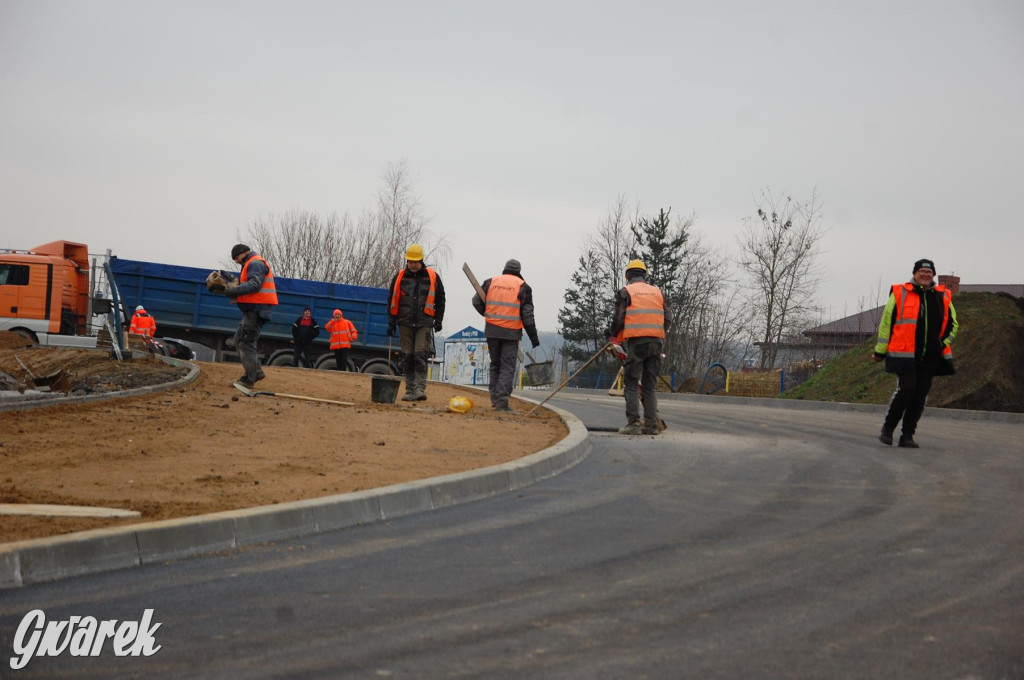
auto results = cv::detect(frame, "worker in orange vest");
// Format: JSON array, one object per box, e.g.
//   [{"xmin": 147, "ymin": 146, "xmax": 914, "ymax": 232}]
[
  {"xmin": 129, "ymin": 305, "xmax": 156, "ymax": 339},
  {"xmin": 387, "ymin": 244, "xmax": 446, "ymax": 401},
  {"xmin": 225, "ymin": 243, "xmax": 278, "ymax": 388},
  {"xmin": 605, "ymin": 259, "xmax": 673, "ymax": 435},
  {"xmin": 324, "ymin": 309, "xmax": 358, "ymax": 371},
  {"xmin": 471, "ymin": 258, "xmax": 540, "ymax": 412},
  {"xmin": 873, "ymin": 258, "xmax": 958, "ymax": 448}
]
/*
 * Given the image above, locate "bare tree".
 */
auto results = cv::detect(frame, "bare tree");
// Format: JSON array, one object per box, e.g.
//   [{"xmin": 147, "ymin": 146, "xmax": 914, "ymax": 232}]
[
  {"xmin": 671, "ymin": 233, "xmax": 749, "ymax": 376},
  {"xmin": 359, "ymin": 160, "xmax": 451, "ymax": 288},
  {"xmin": 586, "ymin": 195, "xmax": 638, "ymax": 301},
  {"xmin": 239, "ymin": 160, "xmax": 450, "ymax": 289},
  {"xmin": 737, "ymin": 188, "xmax": 826, "ymax": 369},
  {"xmin": 243, "ymin": 209, "xmax": 354, "ymax": 281}
]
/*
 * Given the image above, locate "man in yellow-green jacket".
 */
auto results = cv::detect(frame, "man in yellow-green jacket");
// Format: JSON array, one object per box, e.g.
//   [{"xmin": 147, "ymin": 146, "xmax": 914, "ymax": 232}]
[{"xmin": 872, "ymin": 258, "xmax": 958, "ymax": 448}]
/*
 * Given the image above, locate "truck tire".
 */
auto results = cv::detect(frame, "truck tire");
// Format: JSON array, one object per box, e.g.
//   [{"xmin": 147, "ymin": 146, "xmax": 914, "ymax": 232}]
[
  {"xmin": 315, "ymin": 356, "xmax": 357, "ymax": 372},
  {"xmin": 10, "ymin": 328, "xmax": 39, "ymax": 345},
  {"xmin": 359, "ymin": 359, "xmax": 395, "ymax": 376},
  {"xmin": 267, "ymin": 351, "xmax": 295, "ymax": 367}
]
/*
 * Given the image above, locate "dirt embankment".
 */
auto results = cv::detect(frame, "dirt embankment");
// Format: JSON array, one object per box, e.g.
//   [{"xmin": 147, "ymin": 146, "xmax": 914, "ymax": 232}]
[{"xmin": 0, "ymin": 342, "xmax": 567, "ymax": 544}]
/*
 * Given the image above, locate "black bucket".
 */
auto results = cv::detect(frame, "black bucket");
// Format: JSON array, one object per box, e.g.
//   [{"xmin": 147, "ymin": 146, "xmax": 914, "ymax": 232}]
[{"xmin": 370, "ymin": 375, "xmax": 401, "ymax": 404}]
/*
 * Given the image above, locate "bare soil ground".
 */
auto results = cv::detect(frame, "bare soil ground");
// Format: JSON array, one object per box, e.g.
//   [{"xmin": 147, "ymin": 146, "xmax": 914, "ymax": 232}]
[{"xmin": 0, "ymin": 343, "xmax": 567, "ymax": 544}]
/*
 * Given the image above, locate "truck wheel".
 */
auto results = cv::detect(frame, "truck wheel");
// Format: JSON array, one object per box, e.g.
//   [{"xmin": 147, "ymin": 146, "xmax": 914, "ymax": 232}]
[
  {"xmin": 314, "ymin": 356, "xmax": 357, "ymax": 371},
  {"xmin": 10, "ymin": 328, "xmax": 39, "ymax": 345},
  {"xmin": 360, "ymin": 359, "xmax": 395, "ymax": 376},
  {"xmin": 268, "ymin": 352, "xmax": 294, "ymax": 367}
]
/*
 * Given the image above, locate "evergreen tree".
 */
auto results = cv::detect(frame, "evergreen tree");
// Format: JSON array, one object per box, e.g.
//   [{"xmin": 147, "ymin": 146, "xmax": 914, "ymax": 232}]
[
  {"xmin": 630, "ymin": 208, "xmax": 690, "ymax": 375},
  {"xmin": 557, "ymin": 251, "xmax": 616, "ymax": 364}
]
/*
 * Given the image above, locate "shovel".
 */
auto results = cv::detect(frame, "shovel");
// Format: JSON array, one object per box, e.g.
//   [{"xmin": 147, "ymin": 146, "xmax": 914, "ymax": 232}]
[{"xmin": 232, "ymin": 382, "xmax": 354, "ymax": 406}]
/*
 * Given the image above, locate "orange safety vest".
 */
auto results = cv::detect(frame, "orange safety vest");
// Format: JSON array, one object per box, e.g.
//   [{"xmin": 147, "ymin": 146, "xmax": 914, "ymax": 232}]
[
  {"xmin": 325, "ymin": 317, "xmax": 357, "ymax": 349},
  {"xmin": 389, "ymin": 268, "xmax": 437, "ymax": 317},
  {"xmin": 129, "ymin": 311, "xmax": 156, "ymax": 338},
  {"xmin": 886, "ymin": 282, "xmax": 953, "ymax": 361},
  {"xmin": 236, "ymin": 255, "xmax": 279, "ymax": 305},
  {"xmin": 622, "ymin": 281, "xmax": 666, "ymax": 339},
  {"xmin": 484, "ymin": 274, "xmax": 524, "ymax": 331}
]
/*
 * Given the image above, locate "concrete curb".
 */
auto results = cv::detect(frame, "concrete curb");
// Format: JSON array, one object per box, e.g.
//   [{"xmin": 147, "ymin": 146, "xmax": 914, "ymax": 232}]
[
  {"xmin": 558, "ymin": 388, "xmax": 1024, "ymax": 425},
  {"xmin": 0, "ymin": 353, "xmax": 200, "ymax": 413},
  {"xmin": 0, "ymin": 401, "xmax": 590, "ymax": 590}
]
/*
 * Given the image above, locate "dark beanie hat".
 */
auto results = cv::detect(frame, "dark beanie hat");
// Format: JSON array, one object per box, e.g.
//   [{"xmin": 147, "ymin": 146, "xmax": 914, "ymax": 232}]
[
  {"xmin": 503, "ymin": 259, "xmax": 522, "ymax": 274},
  {"xmin": 231, "ymin": 243, "xmax": 251, "ymax": 259},
  {"xmin": 913, "ymin": 258, "xmax": 935, "ymax": 273}
]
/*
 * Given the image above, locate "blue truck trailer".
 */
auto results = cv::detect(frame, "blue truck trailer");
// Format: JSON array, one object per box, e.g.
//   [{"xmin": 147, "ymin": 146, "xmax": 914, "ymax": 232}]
[{"xmin": 109, "ymin": 257, "xmax": 396, "ymax": 373}]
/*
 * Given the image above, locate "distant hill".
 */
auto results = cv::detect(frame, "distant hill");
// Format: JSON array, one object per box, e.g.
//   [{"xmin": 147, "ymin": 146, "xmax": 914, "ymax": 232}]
[{"xmin": 783, "ymin": 292, "xmax": 1024, "ymax": 413}]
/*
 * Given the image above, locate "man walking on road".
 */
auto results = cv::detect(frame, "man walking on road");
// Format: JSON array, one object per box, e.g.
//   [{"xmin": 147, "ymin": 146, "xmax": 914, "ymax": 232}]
[
  {"xmin": 387, "ymin": 244, "xmax": 446, "ymax": 401},
  {"xmin": 472, "ymin": 258, "xmax": 541, "ymax": 412},
  {"xmin": 325, "ymin": 309, "xmax": 358, "ymax": 371},
  {"xmin": 606, "ymin": 259, "xmax": 671, "ymax": 435},
  {"xmin": 873, "ymin": 258, "xmax": 958, "ymax": 448},
  {"xmin": 225, "ymin": 243, "xmax": 278, "ymax": 388}
]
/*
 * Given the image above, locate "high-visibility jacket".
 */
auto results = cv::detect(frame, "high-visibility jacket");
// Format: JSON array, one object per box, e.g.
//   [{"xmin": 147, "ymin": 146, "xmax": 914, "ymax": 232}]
[
  {"xmin": 129, "ymin": 311, "xmax": 156, "ymax": 338},
  {"xmin": 622, "ymin": 281, "xmax": 666, "ymax": 339},
  {"xmin": 325, "ymin": 316, "xmax": 358, "ymax": 349},
  {"xmin": 236, "ymin": 255, "xmax": 278, "ymax": 305},
  {"xmin": 390, "ymin": 267, "xmax": 437, "ymax": 317},
  {"xmin": 484, "ymin": 274, "xmax": 524, "ymax": 331},
  {"xmin": 875, "ymin": 282, "xmax": 956, "ymax": 374}
]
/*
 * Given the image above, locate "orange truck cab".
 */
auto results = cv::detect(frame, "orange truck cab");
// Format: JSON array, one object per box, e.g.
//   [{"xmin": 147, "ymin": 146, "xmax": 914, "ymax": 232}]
[{"xmin": 0, "ymin": 240, "xmax": 92, "ymax": 345}]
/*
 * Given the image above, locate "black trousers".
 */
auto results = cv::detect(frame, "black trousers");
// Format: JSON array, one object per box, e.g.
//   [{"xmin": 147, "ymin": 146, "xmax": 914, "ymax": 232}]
[
  {"xmin": 333, "ymin": 348, "xmax": 351, "ymax": 371},
  {"xmin": 883, "ymin": 363, "xmax": 936, "ymax": 436},
  {"xmin": 487, "ymin": 338, "xmax": 520, "ymax": 408},
  {"xmin": 293, "ymin": 342, "xmax": 314, "ymax": 368}
]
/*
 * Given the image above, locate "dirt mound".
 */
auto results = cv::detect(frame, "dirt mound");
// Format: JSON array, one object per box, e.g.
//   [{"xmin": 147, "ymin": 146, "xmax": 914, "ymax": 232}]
[
  {"xmin": 0, "ymin": 346, "xmax": 188, "ymax": 395},
  {"xmin": 0, "ymin": 331, "xmax": 33, "ymax": 350},
  {"xmin": 0, "ymin": 352, "xmax": 567, "ymax": 544}
]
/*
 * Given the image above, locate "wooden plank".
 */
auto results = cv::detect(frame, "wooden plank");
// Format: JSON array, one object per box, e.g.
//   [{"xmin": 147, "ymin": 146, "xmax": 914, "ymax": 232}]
[{"xmin": 0, "ymin": 504, "xmax": 141, "ymax": 518}]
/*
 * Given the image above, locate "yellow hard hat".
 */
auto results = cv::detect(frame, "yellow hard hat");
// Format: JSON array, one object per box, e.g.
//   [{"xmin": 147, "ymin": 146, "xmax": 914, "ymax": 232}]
[
  {"xmin": 447, "ymin": 395, "xmax": 474, "ymax": 413},
  {"xmin": 405, "ymin": 244, "xmax": 424, "ymax": 261},
  {"xmin": 626, "ymin": 259, "xmax": 647, "ymax": 272}
]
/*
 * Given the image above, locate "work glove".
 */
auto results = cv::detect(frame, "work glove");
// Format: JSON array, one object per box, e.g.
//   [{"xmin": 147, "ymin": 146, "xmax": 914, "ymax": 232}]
[
  {"xmin": 433, "ymin": 319, "xmax": 443, "ymax": 332},
  {"xmin": 386, "ymin": 324, "xmax": 396, "ymax": 337},
  {"xmin": 531, "ymin": 339, "xmax": 540, "ymax": 349}
]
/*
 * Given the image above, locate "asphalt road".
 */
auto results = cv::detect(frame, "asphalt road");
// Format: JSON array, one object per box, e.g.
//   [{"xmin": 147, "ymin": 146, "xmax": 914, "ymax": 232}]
[{"xmin": 2, "ymin": 393, "xmax": 1022, "ymax": 679}]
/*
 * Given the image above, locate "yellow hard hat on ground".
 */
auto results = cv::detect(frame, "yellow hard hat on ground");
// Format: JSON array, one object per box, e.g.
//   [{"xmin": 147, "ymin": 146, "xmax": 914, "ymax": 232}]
[
  {"xmin": 447, "ymin": 395, "xmax": 474, "ymax": 413},
  {"xmin": 626, "ymin": 259, "xmax": 647, "ymax": 272},
  {"xmin": 405, "ymin": 244, "xmax": 424, "ymax": 261}
]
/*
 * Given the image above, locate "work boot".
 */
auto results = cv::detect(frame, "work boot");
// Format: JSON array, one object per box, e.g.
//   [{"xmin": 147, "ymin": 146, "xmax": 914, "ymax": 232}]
[
  {"xmin": 878, "ymin": 428, "xmax": 894, "ymax": 446},
  {"xmin": 494, "ymin": 404, "xmax": 513, "ymax": 413},
  {"xmin": 618, "ymin": 421, "xmax": 643, "ymax": 435},
  {"xmin": 413, "ymin": 371, "xmax": 428, "ymax": 401},
  {"xmin": 236, "ymin": 376, "xmax": 255, "ymax": 389},
  {"xmin": 239, "ymin": 370, "xmax": 266, "ymax": 384},
  {"xmin": 401, "ymin": 374, "xmax": 416, "ymax": 401},
  {"xmin": 641, "ymin": 420, "xmax": 660, "ymax": 435},
  {"xmin": 898, "ymin": 435, "xmax": 919, "ymax": 448}
]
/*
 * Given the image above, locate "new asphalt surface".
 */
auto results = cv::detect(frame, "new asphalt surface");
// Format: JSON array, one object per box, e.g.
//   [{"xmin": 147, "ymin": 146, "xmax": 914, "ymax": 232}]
[{"xmin": 1, "ymin": 390, "xmax": 1022, "ymax": 679}]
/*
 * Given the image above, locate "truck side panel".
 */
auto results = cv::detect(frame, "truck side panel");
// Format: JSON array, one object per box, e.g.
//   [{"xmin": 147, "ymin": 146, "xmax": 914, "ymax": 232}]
[{"xmin": 109, "ymin": 258, "xmax": 393, "ymax": 365}]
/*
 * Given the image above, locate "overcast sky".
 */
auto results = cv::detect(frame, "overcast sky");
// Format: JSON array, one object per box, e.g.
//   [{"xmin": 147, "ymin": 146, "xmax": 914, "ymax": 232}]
[{"xmin": 2, "ymin": 0, "xmax": 1022, "ymax": 335}]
